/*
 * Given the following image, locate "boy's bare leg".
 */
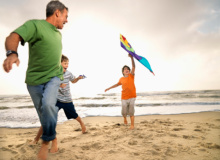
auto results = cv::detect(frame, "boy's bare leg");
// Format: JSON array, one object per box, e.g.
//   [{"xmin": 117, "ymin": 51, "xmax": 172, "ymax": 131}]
[
  {"xmin": 50, "ymin": 137, "xmax": 58, "ymax": 153},
  {"xmin": 76, "ymin": 116, "xmax": 86, "ymax": 133},
  {"xmin": 123, "ymin": 116, "xmax": 128, "ymax": 125},
  {"xmin": 37, "ymin": 141, "xmax": 49, "ymax": 160},
  {"xmin": 30, "ymin": 126, "xmax": 43, "ymax": 145},
  {"xmin": 130, "ymin": 116, "xmax": 134, "ymax": 130}
]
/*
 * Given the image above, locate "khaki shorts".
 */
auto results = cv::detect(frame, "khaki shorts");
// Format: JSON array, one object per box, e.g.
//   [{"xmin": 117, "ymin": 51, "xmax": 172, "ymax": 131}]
[{"xmin": 121, "ymin": 98, "xmax": 136, "ymax": 116}]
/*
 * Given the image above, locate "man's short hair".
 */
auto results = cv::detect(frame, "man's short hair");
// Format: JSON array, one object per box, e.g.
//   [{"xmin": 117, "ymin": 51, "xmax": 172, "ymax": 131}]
[{"xmin": 46, "ymin": 0, "xmax": 68, "ymax": 17}]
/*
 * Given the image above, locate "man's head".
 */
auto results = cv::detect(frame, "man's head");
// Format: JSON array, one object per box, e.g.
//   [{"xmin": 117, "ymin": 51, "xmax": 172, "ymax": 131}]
[
  {"xmin": 61, "ymin": 55, "xmax": 69, "ymax": 72},
  {"xmin": 122, "ymin": 65, "xmax": 130, "ymax": 76},
  {"xmin": 46, "ymin": 0, "xmax": 68, "ymax": 29}
]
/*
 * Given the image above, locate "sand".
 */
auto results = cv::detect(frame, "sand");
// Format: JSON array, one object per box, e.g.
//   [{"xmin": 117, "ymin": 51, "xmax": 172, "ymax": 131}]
[{"xmin": 0, "ymin": 111, "xmax": 220, "ymax": 160}]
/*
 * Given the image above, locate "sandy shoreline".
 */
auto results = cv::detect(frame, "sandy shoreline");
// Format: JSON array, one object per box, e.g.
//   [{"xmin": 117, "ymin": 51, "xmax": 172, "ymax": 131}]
[{"xmin": 0, "ymin": 112, "xmax": 220, "ymax": 160}]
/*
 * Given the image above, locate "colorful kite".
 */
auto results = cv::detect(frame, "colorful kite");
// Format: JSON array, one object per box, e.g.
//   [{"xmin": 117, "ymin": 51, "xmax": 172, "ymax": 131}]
[{"xmin": 120, "ymin": 34, "xmax": 155, "ymax": 76}]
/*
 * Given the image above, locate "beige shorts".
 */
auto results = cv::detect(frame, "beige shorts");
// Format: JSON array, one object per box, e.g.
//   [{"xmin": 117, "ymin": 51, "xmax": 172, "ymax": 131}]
[{"xmin": 121, "ymin": 98, "xmax": 136, "ymax": 116}]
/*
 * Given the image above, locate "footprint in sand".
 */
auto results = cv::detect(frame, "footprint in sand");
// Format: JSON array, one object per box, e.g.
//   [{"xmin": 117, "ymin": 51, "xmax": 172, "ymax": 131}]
[
  {"xmin": 16, "ymin": 144, "xmax": 23, "ymax": 148},
  {"xmin": 81, "ymin": 142, "xmax": 103, "ymax": 150},
  {"xmin": 60, "ymin": 137, "xmax": 77, "ymax": 143},
  {"xmin": 113, "ymin": 123, "xmax": 121, "ymax": 128},
  {"xmin": 172, "ymin": 128, "xmax": 185, "ymax": 131},
  {"xmin": 199, "ymin": 142, "xmax": 220, "ymax": 149},
  {"xmin": 128, "ymin": 140, "xmax": 138, "ymax": 145},
  {"xmin": 59, "ymin": 148, "xmax": 65, "ymax": 153},
  {"xmin": 1, "ymin": 147, "xmax": 18, "ymax": 154},
  {"xmin": 89, "ymin": 127, "xmax": 97, "ymax": 131},
  {"xmin": 183, "ymin": 135, "xmax": 198, "ymax": 139},
  {"xmin": 165, "ymin": 147, "xmax": 178, "ymax": 156},
  {"xmin": 74, "ymin": 128, "xmax": 81, "ymax": 132}
]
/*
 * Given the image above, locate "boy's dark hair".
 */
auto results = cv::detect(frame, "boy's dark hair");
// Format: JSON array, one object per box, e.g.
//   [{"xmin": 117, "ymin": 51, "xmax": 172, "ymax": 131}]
[
  {"xmin": 122, "ymin": 65, "xmax": 130, "ymax": 75},
  {"xmin": 46, "ymin": 0, "xmax": 68, "ymax": 17},
  {"xmin": 61, "ymin": 55, "xmax": 69, "ymax": 62}
]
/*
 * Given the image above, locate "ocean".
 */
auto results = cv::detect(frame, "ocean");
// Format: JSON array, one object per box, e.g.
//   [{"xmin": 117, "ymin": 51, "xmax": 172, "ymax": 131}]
[{"xmin": 0, "ymin": 90, "xmax": 220, "ymax": 128}]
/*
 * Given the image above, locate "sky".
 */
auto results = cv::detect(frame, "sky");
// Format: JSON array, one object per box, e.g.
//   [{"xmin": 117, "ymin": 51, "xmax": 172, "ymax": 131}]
[{"xmin": 0, "ymin": 0, "xmax": 220, "ymax": 97}]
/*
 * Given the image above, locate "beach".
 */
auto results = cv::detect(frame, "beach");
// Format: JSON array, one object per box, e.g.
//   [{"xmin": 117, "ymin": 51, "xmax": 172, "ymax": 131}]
[{"xmin": 0, "ymin": 111, "xmax": 220, "ymax": 160}]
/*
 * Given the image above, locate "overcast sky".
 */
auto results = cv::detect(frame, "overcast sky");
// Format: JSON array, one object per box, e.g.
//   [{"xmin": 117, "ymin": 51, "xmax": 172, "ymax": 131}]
[{"xmin": 0, "ymin": 0, "xmax": 220, "ymax": 96}]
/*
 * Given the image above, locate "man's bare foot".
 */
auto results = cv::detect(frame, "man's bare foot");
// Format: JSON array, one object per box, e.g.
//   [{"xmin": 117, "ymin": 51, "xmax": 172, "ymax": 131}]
[
  {"xmin": 130, "ymin": 125, "xmax": 135, "ymax": 130},
  {"xmin": 37, "ymin": 141, "xmax": 49, "ymax": 160},
  {"xmin": 81, "ymin": 123, "xmax": 86, "ymax": 134},
  {"xmin": 50, "ymin": 137, "xmax": 58, "ymax": 153}
]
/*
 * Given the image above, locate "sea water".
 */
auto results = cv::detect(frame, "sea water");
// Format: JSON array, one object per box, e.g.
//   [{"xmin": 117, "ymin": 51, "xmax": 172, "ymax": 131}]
[{"xmin": 0, "ymin": 90, "xmax": 220, "ymax": 128}]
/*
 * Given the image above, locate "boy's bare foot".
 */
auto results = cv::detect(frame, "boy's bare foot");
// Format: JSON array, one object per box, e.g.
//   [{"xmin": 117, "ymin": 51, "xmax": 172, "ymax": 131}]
[
  {"xmin": 76, "ymin": 116, "xmax": 86, "ymax": 134},
  {"xmin": 130, "ymin": 125, "xmax": 135, "ymax": 130},
  {"xmin": 124, "ymin": 117, "xmax": 128, "ymax": 125},
  {"xmin": 81, "ymin": 123, "xmax": 86, "ymax": 134},
  {"xmin": 37, "ymin": 141, "xmax": 49, "ymax": 160},
  {"xmin": 50, "ymin": 137, "xmax": 58, "ymax": 153}
]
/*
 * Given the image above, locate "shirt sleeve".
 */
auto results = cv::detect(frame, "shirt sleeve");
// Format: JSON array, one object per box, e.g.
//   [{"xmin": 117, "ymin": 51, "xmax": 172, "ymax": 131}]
[
  {"xmin": 129, "ymin": 73, "xmax": 135, "ymax": 79},
  {"xmin": 69, "ymin": 72, "xmax": 76, "ymax": 82},
  {"xmin": 13, "ymin": 20, "xmax": 37, "ymax": 46},
  {"xmin": 117, "ymin": 78, "xmax": 122, "ymax": 85}
]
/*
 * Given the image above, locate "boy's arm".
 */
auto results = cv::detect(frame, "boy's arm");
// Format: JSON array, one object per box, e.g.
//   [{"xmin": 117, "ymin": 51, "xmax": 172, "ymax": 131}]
[
  {"xmin": 105, "ymin": 83, "xmax": 120, "ymax": 92},
  {"xmin": 71, "ymin": 75, "xmax": 83, "ymax": 83},
  {"xmin": 129, "ymin": 54, "xmax": 135, "ymax": 75}
]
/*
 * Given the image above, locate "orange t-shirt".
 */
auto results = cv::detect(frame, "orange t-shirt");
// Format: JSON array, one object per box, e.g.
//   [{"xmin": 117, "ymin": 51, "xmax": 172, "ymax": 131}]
[{"xmin": 117, "ymin": 73, "xmax": 136, "ymax": 100}]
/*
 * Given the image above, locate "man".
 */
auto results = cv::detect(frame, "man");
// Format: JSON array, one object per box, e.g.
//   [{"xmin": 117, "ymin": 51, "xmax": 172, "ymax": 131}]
[{"xmin": 3, "ymin": 1, "xmax": 68, "ymax": 159}]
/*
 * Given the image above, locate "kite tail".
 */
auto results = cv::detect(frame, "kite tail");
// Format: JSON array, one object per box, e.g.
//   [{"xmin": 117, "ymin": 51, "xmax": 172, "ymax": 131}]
[
  {"xmin": 151, "ymin": 71, "xmax": 155, "ymax": 76},
  {"xmin": 139, "ymin": 56, "xmax": 154, "ymax": 73}
]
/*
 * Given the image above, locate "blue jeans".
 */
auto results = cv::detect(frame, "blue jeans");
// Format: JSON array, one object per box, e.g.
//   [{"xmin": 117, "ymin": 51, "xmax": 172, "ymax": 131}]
[{"xmin": 27, "ymin": 77, "xmax": 61, "ymax": 141}]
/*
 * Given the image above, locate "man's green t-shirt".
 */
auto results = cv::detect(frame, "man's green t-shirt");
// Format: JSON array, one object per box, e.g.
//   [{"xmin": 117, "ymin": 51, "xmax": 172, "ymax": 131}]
[{"xmin": 14, "ymin": 20, "xmax": 63, "ymax": 85}]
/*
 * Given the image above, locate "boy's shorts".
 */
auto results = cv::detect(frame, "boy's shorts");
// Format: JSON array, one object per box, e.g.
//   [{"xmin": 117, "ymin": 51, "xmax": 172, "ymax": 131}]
[
  {"xmin": 121, "ymin": 98, "xmax": 136, "ymax": 116},
  {"xmin": 56, "ymin": 101, "xmax": 78, "ymax": 119}
]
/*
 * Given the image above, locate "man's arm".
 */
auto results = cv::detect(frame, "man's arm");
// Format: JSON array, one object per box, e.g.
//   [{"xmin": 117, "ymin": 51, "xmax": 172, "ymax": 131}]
[
  {"xmin": 3, "ymin": 33, "xmax": 22, "ymax": 73},
  {"xmin": 129, "ymin": 54, "xmax": 135, "ymax": 75}
]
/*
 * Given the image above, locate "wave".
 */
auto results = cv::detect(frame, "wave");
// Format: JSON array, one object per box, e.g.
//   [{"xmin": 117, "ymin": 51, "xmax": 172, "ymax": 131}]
[
  {"xmin": 0, "ymin": 105, "xmax": 34, "ymax": 110},
  {"xmin": 76, "ymin": 101, "xmax": 220, "ymax": 108},
  {"xmin": 136, "ymin": 102, "xmax": 220, "ymax": 107},
  {"xmin": 1, "ymin": 101, "xmax": 220, "ymax": 110}
]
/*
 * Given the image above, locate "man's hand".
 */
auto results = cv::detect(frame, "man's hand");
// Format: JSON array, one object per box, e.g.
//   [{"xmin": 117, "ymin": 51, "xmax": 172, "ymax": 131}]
[{"xmin": 3, "ymin": 54, "xmax": 20, "ymax": 73}]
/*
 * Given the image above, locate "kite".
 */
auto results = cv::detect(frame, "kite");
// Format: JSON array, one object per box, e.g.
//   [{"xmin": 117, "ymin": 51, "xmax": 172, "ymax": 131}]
[{"xmin": 120, "ymin": 34, "xmax": 155, "ymax": 76}]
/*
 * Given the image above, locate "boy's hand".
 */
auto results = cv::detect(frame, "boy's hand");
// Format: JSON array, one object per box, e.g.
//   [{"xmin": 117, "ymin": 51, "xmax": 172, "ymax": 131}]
[
  {"xmin": 60, "ymin": 83, "xmax": 67, "ymax": 88},
  {"xmin": 105, "ymin": 88, "xmax": 109, "ymax": 92},
  {"xmin": 78, "ymin": 75, "xmax": 83, "ymax": 79},
  {"xmin": 128, "ymin": 54, "xmax": 133, "ymax": 58}
]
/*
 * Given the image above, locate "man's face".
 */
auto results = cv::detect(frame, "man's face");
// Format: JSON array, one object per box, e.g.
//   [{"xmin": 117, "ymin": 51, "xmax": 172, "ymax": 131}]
[{"xmin": 57, "ymin": 8, "xmax": 68, "ymax": 29}]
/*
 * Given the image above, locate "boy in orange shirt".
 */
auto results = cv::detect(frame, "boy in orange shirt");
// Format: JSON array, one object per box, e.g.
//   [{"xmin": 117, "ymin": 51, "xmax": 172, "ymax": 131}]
[{"xmin": 105, "ymin": 54, "xmax": 136, "ymax": 129}]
